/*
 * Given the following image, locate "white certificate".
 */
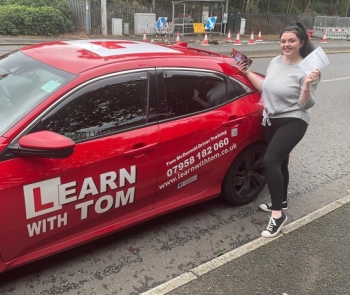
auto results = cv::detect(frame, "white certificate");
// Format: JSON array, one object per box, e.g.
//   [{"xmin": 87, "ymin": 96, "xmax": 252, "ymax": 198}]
[{"xmin": 298, "ymin": 46, "xmax": 330, "ymax": 75}]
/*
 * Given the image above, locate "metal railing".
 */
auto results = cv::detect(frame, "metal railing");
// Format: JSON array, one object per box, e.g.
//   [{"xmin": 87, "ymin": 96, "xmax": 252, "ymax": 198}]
[
  {"xmin": 64, "ymin": 1, "xmax": 327, "ymax": 37},
  {"xmin": 313, "ymin": 16, "xmax": 350, "ymax": 39},
  {"xmin": 240, "ymin": 12, "xmax": 315, "ymax": 35},
  {"xmin": 64, "ymin": 0, "xmax": 172, "ymax": 35}
]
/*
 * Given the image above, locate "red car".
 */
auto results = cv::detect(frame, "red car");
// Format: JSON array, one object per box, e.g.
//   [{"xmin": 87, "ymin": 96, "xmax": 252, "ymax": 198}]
[{"xmin": 0, "ymin": 39, "xmax": 265, "ymax": 272}]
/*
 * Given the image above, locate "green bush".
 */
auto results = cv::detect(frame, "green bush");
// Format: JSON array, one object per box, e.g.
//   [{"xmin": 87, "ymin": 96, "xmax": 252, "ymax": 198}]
[
  {"xmin": 0, "ymin": 0, "xmax": 72, "ymax": 18},
  {"xmin": 0, "ymin": 5, "xmax": 74, "ymax": 36}
]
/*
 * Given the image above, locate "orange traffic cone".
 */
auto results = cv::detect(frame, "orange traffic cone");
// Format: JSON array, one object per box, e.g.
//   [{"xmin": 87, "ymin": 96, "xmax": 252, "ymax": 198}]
[
  {"xmin": 234, "ymin": 31, "xmax": 242, "ymax": 45},
  {"xmin": 176, "ymin": 31, "xmax": 180, "ymax": 44},
  {"xmin": 248, "ymin": 31, "xmax": 255, "ymax": 45},
  {"xmin": 225, "ymin": 30, "xmax": 233, "ymax": 43},
  {"xmin": 201, "ymin": 31, "xmax": 209, "ymax": 46},
  {"xmin": 321, "ymin": 31, "xmax": 327, "ymax": 43},
  {"xmin": 256, "ymin": 30, "xmax": 263, "ymax": 42},
  {"xmin": 142, "ymin": 31, "xmax": 147, "ymax": 42}
]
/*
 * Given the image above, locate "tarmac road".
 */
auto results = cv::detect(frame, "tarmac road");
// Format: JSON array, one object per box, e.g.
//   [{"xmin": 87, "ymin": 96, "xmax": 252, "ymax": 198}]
[
  {"xmin": 162, "ymin": 199, "xmax": 350, "ymax": 295},
  {"xmin": 0, "ymin": 36, "xmax": 350, "ymax": 295}
]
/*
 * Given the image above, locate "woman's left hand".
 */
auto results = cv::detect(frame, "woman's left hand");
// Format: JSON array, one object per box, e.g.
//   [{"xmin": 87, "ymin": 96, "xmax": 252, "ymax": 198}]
[{"xmin": 305, "ymin": 68, "xmax": 321, "ymax": 85}]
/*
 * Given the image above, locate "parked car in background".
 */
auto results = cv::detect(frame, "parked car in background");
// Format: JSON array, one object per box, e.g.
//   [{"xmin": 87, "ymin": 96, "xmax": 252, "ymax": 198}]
[{"xmin": 0, "ymin": 39, "xmax": 266, "ymax": 272}]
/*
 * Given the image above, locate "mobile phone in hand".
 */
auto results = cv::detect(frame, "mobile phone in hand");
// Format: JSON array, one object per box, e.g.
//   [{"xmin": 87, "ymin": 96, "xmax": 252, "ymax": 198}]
[{"xmin": 231, "ymin": 48, "xmax": 253, "ymax": 70}]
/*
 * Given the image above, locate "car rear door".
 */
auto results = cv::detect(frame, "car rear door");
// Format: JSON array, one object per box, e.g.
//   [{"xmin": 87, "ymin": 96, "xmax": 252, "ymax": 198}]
[
  {"xmin": 153, "ymin": 69, "xmax": 252, "ymax": 208},
  {"xmin": 0, "ymin": 70, "xmax": 159, "ymax": 262}
]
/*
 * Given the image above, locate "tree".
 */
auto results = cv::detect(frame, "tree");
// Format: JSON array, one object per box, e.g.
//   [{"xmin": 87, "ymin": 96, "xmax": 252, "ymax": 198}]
[
  {"xmin": 302, "ymin": 0, "xmax": 312, "ymax": 12},
  {"xmin": 257, "ymin": 0, "xmax": 287, "ymax": 13},
  {"xmin": 286, "ymin": 0, "xmax": 295, "ymax": 14},
  {"xmin": 330, "ymin": 0, "xmax": 340, "ymax": 15},
  {"xmin": 346, "ymin": 0, "xmax": 350, "ymax": 16},
  {"xmin": 241, "ymin": 0, "xmax": 251, "ymax": 12}
]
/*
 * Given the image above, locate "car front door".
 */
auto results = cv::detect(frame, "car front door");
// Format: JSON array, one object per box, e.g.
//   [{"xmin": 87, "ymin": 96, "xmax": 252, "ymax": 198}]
[
  {"xmin": 0, "ymin": 70, "xmax": 159, "ymax": 262},
  {"xmin": 154, "ymin": 69, "xmax": 251, "ymax": 208}
]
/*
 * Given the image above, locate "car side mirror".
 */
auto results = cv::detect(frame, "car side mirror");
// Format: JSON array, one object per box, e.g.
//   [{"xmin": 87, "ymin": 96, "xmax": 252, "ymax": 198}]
[{"xmin": 8, "ymin": 130, "xmax": 75, "ymax": 158}]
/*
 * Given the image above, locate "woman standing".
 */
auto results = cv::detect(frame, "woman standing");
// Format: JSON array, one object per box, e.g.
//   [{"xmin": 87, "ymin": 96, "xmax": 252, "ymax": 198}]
[{"xmin": 237, "ymin": 22, "xmax": 321, "ymax": 238}]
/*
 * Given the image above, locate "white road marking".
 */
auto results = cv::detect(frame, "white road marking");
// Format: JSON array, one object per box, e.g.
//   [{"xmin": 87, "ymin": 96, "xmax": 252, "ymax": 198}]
[{"xmin": 322, "ymin": 77, "xmax": 350, "ymax": 82}]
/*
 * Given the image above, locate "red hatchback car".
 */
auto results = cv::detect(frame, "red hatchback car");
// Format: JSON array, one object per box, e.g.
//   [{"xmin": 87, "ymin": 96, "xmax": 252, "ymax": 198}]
[{"xmin": 0, "ymin": 39, "xmax": 266, "ymax": 272}]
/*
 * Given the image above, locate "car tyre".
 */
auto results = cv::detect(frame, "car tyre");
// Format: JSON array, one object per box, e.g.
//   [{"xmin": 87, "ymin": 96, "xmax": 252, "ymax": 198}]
[{"xmin": 222, "ymin": 143, "xmax": 266, "ymax": 206}]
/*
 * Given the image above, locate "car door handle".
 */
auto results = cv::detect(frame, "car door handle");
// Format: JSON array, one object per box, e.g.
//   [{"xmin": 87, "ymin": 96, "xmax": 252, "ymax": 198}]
[
  {"xmin": 222, "ymin": 117, "xmax": 246, "ymax": 127},
  {"xmin": 123, "ymin": 143, "xmax": 158, "ymax": 157}
]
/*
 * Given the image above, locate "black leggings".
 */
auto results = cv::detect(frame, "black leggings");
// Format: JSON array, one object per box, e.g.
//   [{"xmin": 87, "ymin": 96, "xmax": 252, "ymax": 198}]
[{"xmin": 263, "ymin": 118, "xmax": 308, "ymax": 210}]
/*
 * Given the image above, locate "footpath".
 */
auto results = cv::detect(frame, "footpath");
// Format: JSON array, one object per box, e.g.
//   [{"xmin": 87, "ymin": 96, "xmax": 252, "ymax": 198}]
[
  {"xmin": 1, "ymin": 33, "xmax": 350, "ymax": 62},
  {"xmin": 2, "ymin": 34, "xmax": 350, "ymax": 295},
  {"xmin": 1, "ymin": 32, "xmax": 350, "ymax": 53}
]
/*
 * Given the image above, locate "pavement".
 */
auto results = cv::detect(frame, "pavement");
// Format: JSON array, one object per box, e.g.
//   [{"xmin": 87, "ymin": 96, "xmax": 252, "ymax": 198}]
[
  {"xmin": 0, "ymin": 32, "xmax": 272, "ymax": 44},
  {"xmin": 0, "ymin": 33, "xmax": 259, "ymax": 46},
  {"xmin": 2, "ymin": 34, "xmax": 350, "ymax": 295},
  {"xmin": 0, "ymin": 32, "xmax": 348, "ymax": 45},
  {"xmin": 1, "ymin": 32, "xmax": 350, "ymax": 58}
]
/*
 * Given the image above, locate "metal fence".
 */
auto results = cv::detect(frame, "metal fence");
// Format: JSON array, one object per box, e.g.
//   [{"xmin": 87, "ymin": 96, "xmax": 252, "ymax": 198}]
[
  {"xmin": 313, "ymin": 16, "xmax": 350, "ymax": 39},
  {"xmin": 240, "ymin": 12, "xmax": 315, "ymax": 35},
  {"xmin": 64, "ymin": 0, "xmax": 316, "ymax": 36},
  {"xmin": 64, "ymin": 0, "xmax": 172, "ymax": 35},
  {"xmin": 64, "ymin": 0, "xmax": 86, "ymax": 29}
]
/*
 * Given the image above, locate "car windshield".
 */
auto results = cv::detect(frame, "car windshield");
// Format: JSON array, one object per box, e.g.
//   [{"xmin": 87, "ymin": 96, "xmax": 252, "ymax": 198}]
[{"xmin": 0, "ymin": 51, "xmax": 76, "ymax": 136}]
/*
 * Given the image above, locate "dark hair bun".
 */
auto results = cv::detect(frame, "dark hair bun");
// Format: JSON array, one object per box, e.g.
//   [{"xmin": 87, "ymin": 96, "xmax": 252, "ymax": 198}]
[{"xmin": 295, "ymin": 22, "xmax": 306, "ymax": 32}]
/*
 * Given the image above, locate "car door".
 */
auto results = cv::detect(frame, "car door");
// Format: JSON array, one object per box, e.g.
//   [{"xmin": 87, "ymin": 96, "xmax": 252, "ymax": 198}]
[
  {"xmin": 154, "ymin": 69, "xmax": 252, "ymax": 208},
  {"xmin": 0, "ymin": 70, "xmax": 159, "ymax": 262}
]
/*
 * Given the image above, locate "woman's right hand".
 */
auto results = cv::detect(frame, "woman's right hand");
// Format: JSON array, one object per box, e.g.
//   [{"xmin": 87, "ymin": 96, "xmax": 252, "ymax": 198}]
[
  {"xmin": 237, "ymin": 61, "xmax": 250, "ymax": 76},
  {"xmin": 236, "ymin": 61, "xmax": 262, "ymax": 92}
]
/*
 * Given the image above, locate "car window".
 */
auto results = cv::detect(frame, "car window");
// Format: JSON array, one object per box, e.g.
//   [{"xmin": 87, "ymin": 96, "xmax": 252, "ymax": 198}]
[
  {"xmin": 42, "ymin": 71, "xmax": 150, "ymax": 142},
  {"xmin": 227, "ymin": 78, "xmax": 249, "ymax": 100},
  {"xmin": 161, "ymin": 70, "xmax": 227, "ymax": 119},
  {"xmin": 0, "ymin": 51, "xmax": 76, "ymax": 136}
]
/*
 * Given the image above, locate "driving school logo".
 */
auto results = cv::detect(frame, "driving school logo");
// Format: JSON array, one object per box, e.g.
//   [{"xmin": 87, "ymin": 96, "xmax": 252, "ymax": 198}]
[
  {"xmin": 23, "ymin": 166, "xmax": 137, "ymax": 237},
  {"xmin": 24, "ymin": 178, "xmax": 63, "ymax": 219}
]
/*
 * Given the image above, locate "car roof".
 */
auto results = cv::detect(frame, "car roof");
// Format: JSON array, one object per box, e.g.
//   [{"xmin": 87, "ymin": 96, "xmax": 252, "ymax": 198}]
[{"xmin": 20, "ymin": 39, "xmax": 225, "ymax": 75}]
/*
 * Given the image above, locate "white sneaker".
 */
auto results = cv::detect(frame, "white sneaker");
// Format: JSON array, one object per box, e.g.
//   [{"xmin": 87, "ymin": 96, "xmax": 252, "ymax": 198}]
[{"xmin": 261, "ymin": 212, "xmax": 288, "ymax": 238}]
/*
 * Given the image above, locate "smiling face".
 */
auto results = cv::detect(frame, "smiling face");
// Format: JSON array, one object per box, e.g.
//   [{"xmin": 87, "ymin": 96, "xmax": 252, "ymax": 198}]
[{"xmin": 280, "ymin": 31, "xmax": 303, "ymax": 59}]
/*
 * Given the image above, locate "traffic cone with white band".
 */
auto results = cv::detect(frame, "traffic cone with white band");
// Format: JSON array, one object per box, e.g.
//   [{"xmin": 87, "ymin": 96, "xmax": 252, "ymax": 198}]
[
  {"xmin": 248, "ymin": 31, "xmax": 255, "ymax": 45},
  {"xmin": 176, "ymin": 31, "xmax": 180, "ymax": 44},
  {"xmin": 256, "ymin": 30, "xmax": 263, "ymax": 42},
  {"xmin": 225, "ymin": 30, "xmax": 233, "ymax": 43},
  {"xmin": 321, "ymin": 31, "xmax": 327, "ymax": 43},
  {"xmin": 201, "ymin": 31, "xmax": 209, "ymax": 46},
  {"xmin": 234, "ymin": 31, "xmax": 242, "ymax": 45},
  {"xmin": 142, "ymin": 31, "xmax": 147, "ymax": 42}
]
